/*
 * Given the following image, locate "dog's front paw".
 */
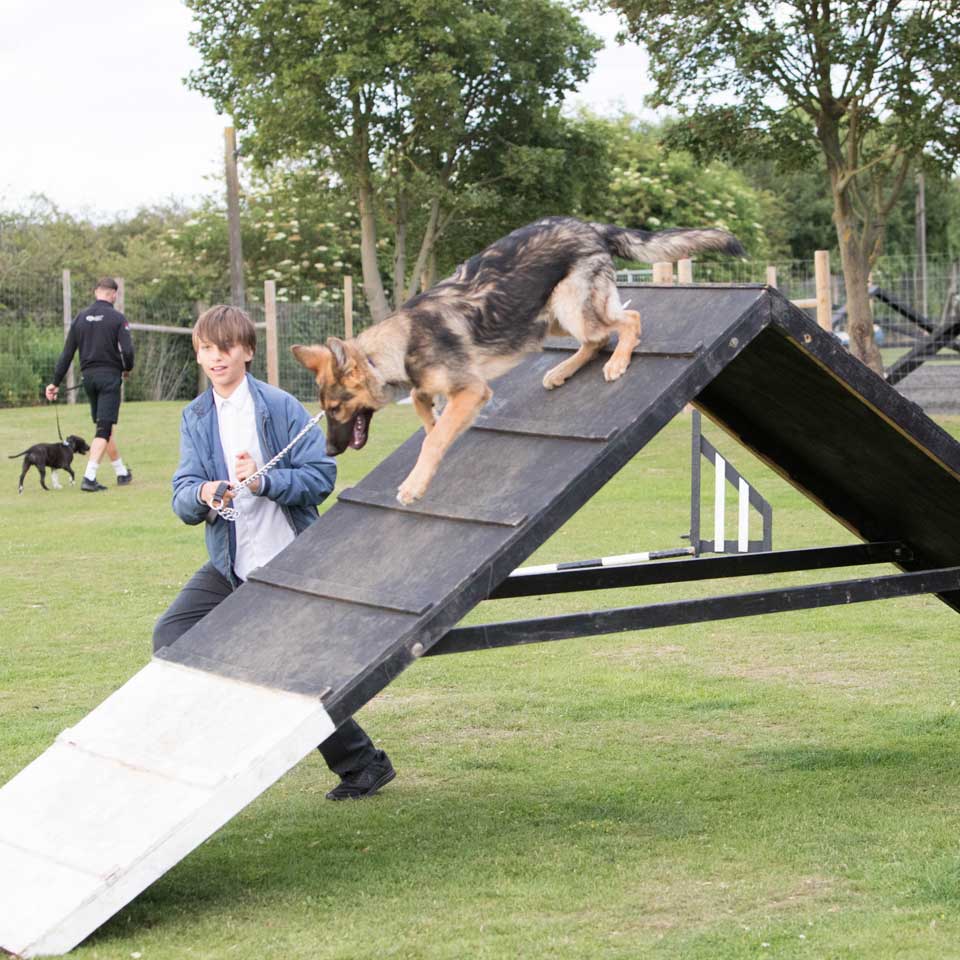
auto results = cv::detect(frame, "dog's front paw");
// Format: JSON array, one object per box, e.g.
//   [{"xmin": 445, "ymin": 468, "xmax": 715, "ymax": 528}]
[
  {"xmin": 396, "ymin": 478, "xmax": 426, "ymax": 505},
  {"xmin": 542, "ymin": 368, "xmax": 567, "ymax": 390},
  {"xmin": 602, "ymin": 356, "xmax": 629, "ymax": 382}
]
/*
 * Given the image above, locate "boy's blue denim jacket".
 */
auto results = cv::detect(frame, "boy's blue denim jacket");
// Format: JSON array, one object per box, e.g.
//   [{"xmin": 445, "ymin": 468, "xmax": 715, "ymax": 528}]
[{"xmin": 172, "ymin": 374, "xmax": 336, "ymax": 586}]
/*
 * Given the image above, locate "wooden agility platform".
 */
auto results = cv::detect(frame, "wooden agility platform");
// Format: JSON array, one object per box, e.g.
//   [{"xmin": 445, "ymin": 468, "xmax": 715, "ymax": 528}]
[{"xmin": 2, "ymin": 284, "xmax": 959, "ymax": 955}]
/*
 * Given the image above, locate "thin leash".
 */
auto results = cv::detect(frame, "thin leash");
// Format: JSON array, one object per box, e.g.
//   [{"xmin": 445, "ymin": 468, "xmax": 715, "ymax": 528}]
[
  {"xmin": 50, "ymin": 382, "xmax": 86, "ymax": 443},
  {"xmin": 211, "ymin": 410, "xmax": 326, "ymax": 522}
]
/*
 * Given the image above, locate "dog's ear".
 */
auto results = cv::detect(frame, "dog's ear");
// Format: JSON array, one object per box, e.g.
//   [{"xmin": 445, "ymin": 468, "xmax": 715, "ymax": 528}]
[
  {"xmin": 326, "ymin": 337, "xmax": 355, "ymax": 375},
  {"xmin": 291, "ymin": 344, "xmax": 334, "ymax": 382}
]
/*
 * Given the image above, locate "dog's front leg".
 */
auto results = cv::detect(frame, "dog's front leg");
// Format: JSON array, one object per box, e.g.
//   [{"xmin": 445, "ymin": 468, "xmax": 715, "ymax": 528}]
[
  {"xmin": 411, "ymin": 389, "xmax": 437, "ymax": 434},
  {"xmin": 397, "ymin": 381, "xmax": 492, "ymax": 505},
  {"xmin": 49, "ymin": 470, "xmax": 63, "ymax": 490}
]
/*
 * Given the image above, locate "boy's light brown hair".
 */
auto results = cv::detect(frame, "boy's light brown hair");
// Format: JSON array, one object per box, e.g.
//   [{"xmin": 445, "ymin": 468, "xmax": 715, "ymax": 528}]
[{"xmin": 193, "ymin": 305, "xmax": 257, "ymax": 370}]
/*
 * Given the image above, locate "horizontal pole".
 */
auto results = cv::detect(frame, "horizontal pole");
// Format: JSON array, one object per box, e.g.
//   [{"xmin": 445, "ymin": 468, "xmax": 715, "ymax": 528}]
[
  {"xmin": 512, "ymin": 548, "xmax": 693, "ymax": 576},
  {"xmin": 490, "ymin": 542, "xmax": 910, "ymax": 600},
  {"xmin": 128, "ymin": 322, "xmax": 193, "ymax": 336},
  {"xmin": 128, "ymin": 322, "xmax": 267, "ymax": 336},
  {"xmin": 429, "ymin": 564, "xmax": 960, "ymax": 658}
]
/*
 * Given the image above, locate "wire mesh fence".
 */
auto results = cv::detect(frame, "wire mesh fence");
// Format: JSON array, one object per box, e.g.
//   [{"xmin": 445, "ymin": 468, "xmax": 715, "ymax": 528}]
[
  {"xmin": 0, "ymin": 276, "xmax": 371, "ymax": 407},
  {"xmin": 616, "ymin": 253, "xmax": 959, "ymax": 347},
  {"xmin": 1, "ymin": 256, "xmax": 956, "ymax": 409}
]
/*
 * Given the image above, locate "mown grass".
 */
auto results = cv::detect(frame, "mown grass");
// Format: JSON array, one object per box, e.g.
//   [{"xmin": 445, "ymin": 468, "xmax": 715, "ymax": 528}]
[{"xmin": 2, "ymin": 399, "xmax": 960, "ymax": 959}]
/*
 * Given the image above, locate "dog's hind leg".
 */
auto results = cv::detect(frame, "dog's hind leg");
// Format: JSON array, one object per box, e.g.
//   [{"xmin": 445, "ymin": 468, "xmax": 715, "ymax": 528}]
[
  {"xmin": 411, "ymin": 389, "xmax": 438, "ymax": 434},
  {"xmin": 602, "ymin": 308, "xmax": 641, "ymax": 383},
  {"xmin": 398, "ymin": 378, "xmax": 492, "ymax": 505},
  {"xmin": 18, "ymin": 463, "xmax": 28, "ymax": 495},
  {"xmin": 541, "ymin": 259, "xmax": 611, "ymax": 390}
]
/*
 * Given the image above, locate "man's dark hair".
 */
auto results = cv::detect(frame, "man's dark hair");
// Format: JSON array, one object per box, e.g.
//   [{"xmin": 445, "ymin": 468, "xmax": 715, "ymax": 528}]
[{"xmin": 95, "ymin": 277, "xmax": 119, "ymax": 292}]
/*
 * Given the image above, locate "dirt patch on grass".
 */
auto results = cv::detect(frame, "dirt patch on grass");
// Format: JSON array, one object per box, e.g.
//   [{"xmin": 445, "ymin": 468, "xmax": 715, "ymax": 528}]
[
  {"xmin": 589, "ymin": 871, "xmax": 841, "ymax": 936},
  {"xmin": 708, "ymin": 660, "xmax": 888, "ymax": 693}
]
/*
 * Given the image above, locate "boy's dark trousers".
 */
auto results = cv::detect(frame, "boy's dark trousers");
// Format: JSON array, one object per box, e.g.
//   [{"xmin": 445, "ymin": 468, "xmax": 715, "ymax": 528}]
[{"xmin": 153, "ymin": 562, "xmax": 378, "ymax": 776}]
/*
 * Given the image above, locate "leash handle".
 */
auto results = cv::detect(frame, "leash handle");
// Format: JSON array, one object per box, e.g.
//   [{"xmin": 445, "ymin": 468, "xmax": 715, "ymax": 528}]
[{"xmin": 211, "ymin": 410, "xmax": 325, "ymax": 523}]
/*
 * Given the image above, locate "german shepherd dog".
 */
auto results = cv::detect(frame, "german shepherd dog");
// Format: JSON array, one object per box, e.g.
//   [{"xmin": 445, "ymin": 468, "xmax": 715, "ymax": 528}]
[
  {"xmin": 10, "ymin": 434, "xmax": 90, "ymax": 494},
  {"xmin": 293, "ymin": 216, "xmax": 743, "ymax": 504}
]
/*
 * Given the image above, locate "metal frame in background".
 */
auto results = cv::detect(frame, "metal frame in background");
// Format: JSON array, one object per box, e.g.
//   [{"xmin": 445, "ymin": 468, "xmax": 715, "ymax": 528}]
[
  {"xmin": 514, "ymin": 412, "xmax": 776, "ymax": 578},
  {"xmin": 688, "ymin": 409, "xmax": 772, "ymax": 556},
  {"xmin": 428, "ymin": 540, "xmax": 959, "ymax": 658}
]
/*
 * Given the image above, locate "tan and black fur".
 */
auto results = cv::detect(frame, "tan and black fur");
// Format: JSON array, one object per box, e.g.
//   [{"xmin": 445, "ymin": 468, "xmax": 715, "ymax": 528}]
[{"xmin": 293, "ymin": 216, "xmax": 743, "ymax": 504}]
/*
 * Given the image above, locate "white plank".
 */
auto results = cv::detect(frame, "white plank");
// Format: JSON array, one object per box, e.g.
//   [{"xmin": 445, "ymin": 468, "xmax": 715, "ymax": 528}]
[
  {"xmin": 714, "ymin": 452, "xmax": 726, "ymax": 550},
  {"xmin": 0, "ymin": 660, "xmax": 335, "ymax": 958},
  {"xmin": 738, "ymin": 477, "xmax": 750, "ymax": 552}
]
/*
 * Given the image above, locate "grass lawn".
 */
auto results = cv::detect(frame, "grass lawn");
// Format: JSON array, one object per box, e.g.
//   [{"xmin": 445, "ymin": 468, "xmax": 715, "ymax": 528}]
[{"xmin": 2, "ymin": 398, "xmax": 960, "ymax": 959}]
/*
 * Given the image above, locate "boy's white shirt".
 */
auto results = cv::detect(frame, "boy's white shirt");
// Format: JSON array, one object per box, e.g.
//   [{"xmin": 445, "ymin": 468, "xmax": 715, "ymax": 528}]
[{"xmin": 213, "ymin": 376, "xmax": 295, "ymax": 581}]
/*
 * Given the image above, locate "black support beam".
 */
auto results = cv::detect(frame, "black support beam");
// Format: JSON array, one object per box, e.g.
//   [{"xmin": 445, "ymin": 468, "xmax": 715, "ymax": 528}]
[{"xmin": 430, "ymin": 565, "xmax": 960, "ymax": 657}]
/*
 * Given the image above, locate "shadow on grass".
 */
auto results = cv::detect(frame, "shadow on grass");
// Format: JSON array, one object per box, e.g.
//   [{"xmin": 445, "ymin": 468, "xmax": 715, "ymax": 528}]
[
  {"xmin": 749, "ymin": 745, "xmax": 918, "ymax": 771},
  {"xmin": 86, "ymin": 728, "xmax": 960, "ymax": 947}
]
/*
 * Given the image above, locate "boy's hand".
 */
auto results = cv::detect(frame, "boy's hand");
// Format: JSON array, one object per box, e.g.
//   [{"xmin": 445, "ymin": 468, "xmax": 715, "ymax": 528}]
[
  {"xmin": 235, "ymin": 451, "xmax": 261, "ymax": 493},
  {"xmin": 201, "ymin": 480, "xmax": 235, "ymax": 507}
]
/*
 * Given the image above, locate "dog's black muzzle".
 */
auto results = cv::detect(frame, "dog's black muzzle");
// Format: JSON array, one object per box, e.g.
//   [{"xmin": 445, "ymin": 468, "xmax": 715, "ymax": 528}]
[{"xmin": 325, "ymin": 409, "xmax": 374, "ymax": 455}]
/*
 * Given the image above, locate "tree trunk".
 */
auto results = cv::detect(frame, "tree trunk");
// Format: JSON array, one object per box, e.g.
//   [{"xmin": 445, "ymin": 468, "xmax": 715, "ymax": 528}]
[
  {"xmin": 393, "ymin": 192, "xmax": 407, "ymax": 311},
  {"xmin": 357, "ymin": 178, "xmax": 390, "ymax": 324},
  {"xmin": 351, "ymin": 95, "xmax": 390, "ymax": 324},
  {"xmin": 405, "ymin": 198, "xmax": 441, "ymax": 302},
  {"xmin": 833, "ymin": 195, "xmax": 883, "ymax": 374}
]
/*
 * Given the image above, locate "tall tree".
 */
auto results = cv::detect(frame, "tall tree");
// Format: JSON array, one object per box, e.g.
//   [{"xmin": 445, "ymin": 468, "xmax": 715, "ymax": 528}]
[
  {"xmin": 601, "ymin": 0, "xmax": 960, "ymax": 372},
  {"xmin": 186, "ymin": 0, "xmax": 600, "ymax": 321}
]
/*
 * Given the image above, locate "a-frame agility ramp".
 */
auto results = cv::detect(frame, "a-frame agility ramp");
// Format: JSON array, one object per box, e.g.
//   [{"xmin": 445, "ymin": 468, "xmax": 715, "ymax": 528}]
[{"xmin": 3, "ymin": 284, "xmax": 960, "ymax": 956}]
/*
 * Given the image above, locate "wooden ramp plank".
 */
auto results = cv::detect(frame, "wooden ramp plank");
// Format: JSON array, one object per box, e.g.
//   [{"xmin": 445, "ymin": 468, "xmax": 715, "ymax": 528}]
[{"xmin": 0, "ymin": 660, "xmax": 334, "ymax": 958}]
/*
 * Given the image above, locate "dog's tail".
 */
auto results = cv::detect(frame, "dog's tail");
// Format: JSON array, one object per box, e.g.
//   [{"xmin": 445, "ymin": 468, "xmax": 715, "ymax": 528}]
[
  {"xmin": 593, "ymin": 223, "xmax": 745, "ymax": 263},
  {"xmin": 7, "ymin": 451, "xmax": 28, "ymax": 459}
]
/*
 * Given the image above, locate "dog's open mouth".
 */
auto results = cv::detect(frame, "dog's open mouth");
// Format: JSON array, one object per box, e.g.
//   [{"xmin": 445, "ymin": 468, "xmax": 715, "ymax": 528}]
[
  {"xmin": 349, "ymin": 409, "xmax": 373, "ymax": 449},
  {"xmin": 327, "ymin": 408, "xmax": 375, "ymax": 455}
]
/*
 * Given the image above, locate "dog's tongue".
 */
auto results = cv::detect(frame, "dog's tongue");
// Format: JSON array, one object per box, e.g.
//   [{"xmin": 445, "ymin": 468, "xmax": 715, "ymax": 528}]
[{"xmin": 349, "ymin": 410, "xmax": 370, "ymax": 450}]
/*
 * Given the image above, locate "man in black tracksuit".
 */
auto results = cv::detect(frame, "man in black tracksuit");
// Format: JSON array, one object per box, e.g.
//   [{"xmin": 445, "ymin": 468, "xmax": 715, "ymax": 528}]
[{"xmin": 46, "ymin": 278, "xmax": 135, "ymax": 491}]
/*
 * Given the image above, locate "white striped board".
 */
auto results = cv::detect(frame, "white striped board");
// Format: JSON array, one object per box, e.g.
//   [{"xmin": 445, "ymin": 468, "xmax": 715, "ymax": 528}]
[{"xmin": 0, "ymin": 659, "xmax": 335, "ymax": 957}]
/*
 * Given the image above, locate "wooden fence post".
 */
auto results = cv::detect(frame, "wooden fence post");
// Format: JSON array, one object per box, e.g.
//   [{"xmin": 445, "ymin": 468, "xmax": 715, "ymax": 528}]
[
  {"xmin": 652, "ymin": 262, "xmax": 674, "ymax": 284},
  {"xmin": 62, "ymin": 269, "xmax": 76, "ymax": 404},
  {"xmin": 766, "ymin": 265, "xmax": 778, "ymax": 288},
  {"xmin": 116, "ymin": 277, "xmax": 126, "ymax": 402},
  {"xmin": 814, "ymin": 250, "xmax": 832, "ymax": 331},
  {"xmin": 225, "ymin": 127, "xmax": 246, "ymax": 307},
  {"xmin": 195, "ymin": 302, "xmax": 209, "ymax": 395},
  {"xmin": 677, "ymin": 259, "xmax": 693, "ymax": 284},
  {"xmin": 343, "ymin": 275, "xmax": 353, "ymax": 339},
  {"xmin": 264, "ymin": 280, "xmax": 279, "ymax": 387}
]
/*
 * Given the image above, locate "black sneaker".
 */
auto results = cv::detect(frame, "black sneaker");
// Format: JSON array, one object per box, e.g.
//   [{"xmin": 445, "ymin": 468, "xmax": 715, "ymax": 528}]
[
  {"xmin": 80, "ymin": 478, "xmax": 108, "ymax": 492},
  {"xmin": 117, "ymin": 470, "xmax": 133, "ymax": 486},
  {"xmin": 325, "ymin": 750, "xmax": 396, "ymax": 801}
]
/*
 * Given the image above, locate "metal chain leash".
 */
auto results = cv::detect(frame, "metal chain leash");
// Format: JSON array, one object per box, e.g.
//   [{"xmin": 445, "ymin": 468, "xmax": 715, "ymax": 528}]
[{"xmin": 212, "ymin": 410, "xmax": 326, "ymax": 522}]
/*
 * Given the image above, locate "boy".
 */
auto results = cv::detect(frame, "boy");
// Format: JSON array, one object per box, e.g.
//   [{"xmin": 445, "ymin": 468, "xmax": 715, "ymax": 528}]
[{"xmin": 154, "ymin": 305, "xmax": 395, "ymax": 800}]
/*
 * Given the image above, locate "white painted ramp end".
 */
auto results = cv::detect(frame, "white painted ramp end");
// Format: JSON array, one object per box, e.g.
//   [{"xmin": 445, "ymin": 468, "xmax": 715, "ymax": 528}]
[{"xmin": 0, "ymin": 659, "xmax": 334, "ymax": 957}]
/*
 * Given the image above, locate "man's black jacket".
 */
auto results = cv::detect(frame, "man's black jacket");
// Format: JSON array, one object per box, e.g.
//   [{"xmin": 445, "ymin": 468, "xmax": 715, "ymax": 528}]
[{"xmin": 53, "ymin": 299, "xmax": 135, "ymax": 385}]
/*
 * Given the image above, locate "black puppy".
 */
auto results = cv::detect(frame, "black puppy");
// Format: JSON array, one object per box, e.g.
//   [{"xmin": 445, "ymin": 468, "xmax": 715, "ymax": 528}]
[{"xmin": 10, "ymin": 435, "xmax": 90, "ymax": 494}]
